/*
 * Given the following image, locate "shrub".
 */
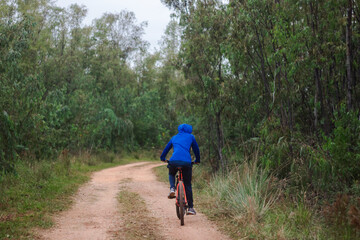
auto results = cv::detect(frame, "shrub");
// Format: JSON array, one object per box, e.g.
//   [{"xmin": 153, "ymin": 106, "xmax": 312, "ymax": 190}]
[{"xmin": 323, "ymin": 106, "xmax": 360, "ymax": 185}]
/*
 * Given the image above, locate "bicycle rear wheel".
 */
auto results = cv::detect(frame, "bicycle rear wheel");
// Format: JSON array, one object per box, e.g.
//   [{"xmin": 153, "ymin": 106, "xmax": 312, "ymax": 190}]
[{"xmin": 178, "ymin": 181, "xmax": 185, "ymax": 226}]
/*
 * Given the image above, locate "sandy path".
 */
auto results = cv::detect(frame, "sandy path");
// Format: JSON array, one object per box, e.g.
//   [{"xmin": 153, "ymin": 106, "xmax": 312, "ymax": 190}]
[{"xmin": 37, "ymin": 162, "xmax": 230, "ymax": 240}]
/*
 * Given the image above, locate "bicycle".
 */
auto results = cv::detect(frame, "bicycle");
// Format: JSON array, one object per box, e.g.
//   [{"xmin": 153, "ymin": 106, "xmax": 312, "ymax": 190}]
[{"xmin": 163, "ymin": 160, "xmax": 194, "ymax": 226}]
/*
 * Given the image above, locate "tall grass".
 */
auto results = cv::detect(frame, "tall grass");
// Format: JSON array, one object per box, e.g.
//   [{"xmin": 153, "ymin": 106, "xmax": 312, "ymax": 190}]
[{"xmin": 207, "ymin": 159, "xmax": 281, "ymax": 223}]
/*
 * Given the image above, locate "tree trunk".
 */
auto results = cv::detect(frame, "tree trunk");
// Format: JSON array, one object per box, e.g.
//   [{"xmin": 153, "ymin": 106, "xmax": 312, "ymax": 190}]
[
  {"xmin": 254, "ymin": 26, "xmax": 271, "ymax": 116},
  {"xmin": 208, "ymin": 103, "xmax": 218, "ymax": 171},
  {"xmin": 215, "ymin": 110, "xmax": 226, "ymax": 172},
  {"xmin": 314, "ymin": 68, "xmax": 324, "ymax": 131},
  {"xmin": 346, "ymin": 0, "xmax": 353, "ymax": 110}
]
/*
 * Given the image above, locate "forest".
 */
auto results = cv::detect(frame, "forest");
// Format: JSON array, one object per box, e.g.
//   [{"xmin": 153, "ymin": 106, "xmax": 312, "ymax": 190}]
[{"xmin": 1, "ymin": 0, "xmax": 360, "ymax": 239}]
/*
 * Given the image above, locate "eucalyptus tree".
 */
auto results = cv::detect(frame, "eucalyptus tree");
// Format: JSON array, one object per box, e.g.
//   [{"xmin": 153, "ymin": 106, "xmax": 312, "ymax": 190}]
[
  {"xmin": 0, "ymin": 1, "xmax": 154, "ymax": 160},
  {"xmin": 0, "ymin": 6, "xmax": 34, "ymax": 170}
]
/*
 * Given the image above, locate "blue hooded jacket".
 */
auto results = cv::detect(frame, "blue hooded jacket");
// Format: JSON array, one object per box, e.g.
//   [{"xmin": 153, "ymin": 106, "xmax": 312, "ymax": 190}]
[{"xmin": 160, "ymin": 124, "xmax": 200, "ymax": 166}]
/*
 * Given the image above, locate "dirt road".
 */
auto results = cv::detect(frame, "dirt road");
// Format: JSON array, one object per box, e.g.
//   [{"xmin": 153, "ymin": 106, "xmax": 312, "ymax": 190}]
[{"xmin": 37, "ymin": 162, "xmax": 230, "ymax": 240}]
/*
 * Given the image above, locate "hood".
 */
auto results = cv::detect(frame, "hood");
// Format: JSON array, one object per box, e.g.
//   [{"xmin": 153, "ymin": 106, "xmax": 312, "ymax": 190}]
[{"xmin": 178, "ymin": 124, "xmax": 193, "ymax": 134}]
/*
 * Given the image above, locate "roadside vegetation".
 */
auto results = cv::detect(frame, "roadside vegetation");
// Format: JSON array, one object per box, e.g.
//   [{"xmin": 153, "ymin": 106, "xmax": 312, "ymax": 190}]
[
  {"xmin": 0, "ymin": 152, "xmax": 155, "ymax": 239},
  {"xmin": 155, "ymin": 158, "xmax": 360, "ymax": 239}
]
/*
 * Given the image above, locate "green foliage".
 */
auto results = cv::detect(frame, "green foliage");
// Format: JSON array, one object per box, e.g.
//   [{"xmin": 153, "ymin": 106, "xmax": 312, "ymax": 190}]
[
  {"xmin": 91, "ymin": 108, "xmax": 134, "ymax": 151},
  {"xmin": 323, "ymin": 105, "xmax": 360, "ymax": 184},
  {"xmin": 163, "ymin": 0, "xmax": 360, "ymax": 196},
  {"xmin": 0, "ymin": 111, "xmax": 16, "ymax": 172},
  {"xmin": 0, "ymin": 0, "xmax": 176, "ymax": 164}
]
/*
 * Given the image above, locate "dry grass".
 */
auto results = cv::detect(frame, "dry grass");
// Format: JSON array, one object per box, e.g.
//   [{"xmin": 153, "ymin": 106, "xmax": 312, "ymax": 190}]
[{"xmin": 116, "ymin": 189, "xmax": 163, "ymax": 240}]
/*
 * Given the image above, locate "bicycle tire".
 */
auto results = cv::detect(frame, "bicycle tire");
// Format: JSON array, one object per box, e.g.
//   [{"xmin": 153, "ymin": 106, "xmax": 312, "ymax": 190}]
[
  {"xmin": 176, "ymin": 197, "xmax": 181, "ymax": 219},
  {"xmin": 179, "ymin": 181, "xmax": 185, "ymax": 226}
]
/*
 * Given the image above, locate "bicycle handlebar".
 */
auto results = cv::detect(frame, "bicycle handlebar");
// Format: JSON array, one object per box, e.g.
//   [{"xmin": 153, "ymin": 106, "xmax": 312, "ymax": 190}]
[{"xmin": 162, "ymin": 160, "xmax": 198, "ymax": 165}]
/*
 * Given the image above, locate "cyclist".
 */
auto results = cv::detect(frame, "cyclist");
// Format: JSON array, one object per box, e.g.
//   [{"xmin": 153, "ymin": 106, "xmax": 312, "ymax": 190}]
[{"xmin": 160, "ymin": 123, "xmax": 200, "ymax": 215}]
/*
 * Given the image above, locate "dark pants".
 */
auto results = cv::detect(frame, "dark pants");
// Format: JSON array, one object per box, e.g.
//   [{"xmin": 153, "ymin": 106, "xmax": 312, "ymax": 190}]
[{"xmin": 168, "ymin": 164, "xmax": 194, "ymax": 208}]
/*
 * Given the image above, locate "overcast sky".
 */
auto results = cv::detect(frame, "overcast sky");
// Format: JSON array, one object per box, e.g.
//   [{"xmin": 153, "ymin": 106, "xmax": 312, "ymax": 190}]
[{"xmin": 55, "ymin": 0, "xmax": 172, "ymax": 52}]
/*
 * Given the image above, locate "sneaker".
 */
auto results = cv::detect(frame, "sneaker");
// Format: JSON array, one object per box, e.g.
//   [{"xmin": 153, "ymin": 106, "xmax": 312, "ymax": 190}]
[
  {"xmin": 187, "ymin": 207, "xmax": 196, "ymax": 215},
  {"xmin": 168, "ymin": 187, "xmax": 175, "ymax": 199}
]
